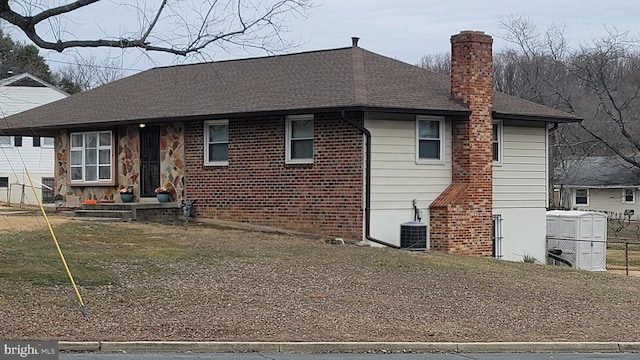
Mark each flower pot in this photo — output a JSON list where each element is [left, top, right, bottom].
[[156, 193, 171, 203], [120, 193, 133, 203]]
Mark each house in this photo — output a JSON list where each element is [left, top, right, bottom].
[[0, 73, 68, 206], [555, 156, 640, 217], [0, 31, 579, 261]]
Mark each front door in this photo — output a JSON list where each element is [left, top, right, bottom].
[[140, 126, 160, 197]]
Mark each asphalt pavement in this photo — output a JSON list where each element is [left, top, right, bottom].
[[55, 342, 640, 359], [61, 352, 640, 359]]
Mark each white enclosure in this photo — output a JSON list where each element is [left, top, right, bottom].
[[546, 210, 607, 271]]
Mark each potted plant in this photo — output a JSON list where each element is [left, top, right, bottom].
[[154, 186, 172, 203], [119, 185, 134, 203]]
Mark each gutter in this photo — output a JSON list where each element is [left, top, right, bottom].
[[341, 111, 400, 249]]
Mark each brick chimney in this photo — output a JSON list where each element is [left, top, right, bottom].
[[429, 31, 494, 256]]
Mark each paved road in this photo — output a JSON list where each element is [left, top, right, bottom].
[[61, 353, 640, 359]]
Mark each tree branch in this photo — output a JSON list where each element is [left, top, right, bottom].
[[0, 0, 311, 55]]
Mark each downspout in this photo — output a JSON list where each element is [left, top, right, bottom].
[[341, 111, 401, 249]]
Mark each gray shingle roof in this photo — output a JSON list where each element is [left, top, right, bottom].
[[0, 46, 579, 134], [556, 156, 640, 187]]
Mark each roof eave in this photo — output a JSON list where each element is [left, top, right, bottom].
[[0, 106, 474, 135], [494, 111, 582, 123], [554, 184, 639, 189], [8, 107, 582, 135]]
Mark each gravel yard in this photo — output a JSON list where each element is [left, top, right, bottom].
[[1, 214, 640, 342]]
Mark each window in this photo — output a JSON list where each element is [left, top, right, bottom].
[[623, 188, 635, 204], [204, 120, 229, 166], [41, 177, 54, 204], [70, 131, 112, 183], [32, 137, 52, 147], [492, 121, 503, 164], [575, 188, 589, 206], [13, 136, 22, 147], [286, 115, 314, 163], [416, 116, 444, 162], [0, 136, 10, 146], [0, 177, 7, 187], [492, 214, 503, 259]]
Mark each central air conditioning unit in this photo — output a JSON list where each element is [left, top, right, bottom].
[[400, 221, 428, 250]]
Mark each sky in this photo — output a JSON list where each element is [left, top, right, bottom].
[[5, 0, 640, 77]]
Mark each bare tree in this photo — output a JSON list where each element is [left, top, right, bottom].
[[417, 52, 450, 75], [493, 16, 640, 208], [0, 0, 311, 56], [497, 16, 640, 167], [55, 55, 125, 92]]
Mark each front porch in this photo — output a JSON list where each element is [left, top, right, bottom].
[[74, 201, 183, 222]]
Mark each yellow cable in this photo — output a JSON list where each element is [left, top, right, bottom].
[[25, 168, 86, 313]]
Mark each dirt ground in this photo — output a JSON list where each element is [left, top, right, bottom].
[[3, 212, 640, 342], [0, 208, 70, 231]]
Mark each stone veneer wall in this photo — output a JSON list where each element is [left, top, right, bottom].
[[54, 123, 185, 206], [117, 125, 141, 199], [159, 123, 185, 201]]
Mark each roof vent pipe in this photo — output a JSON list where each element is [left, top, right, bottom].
[[351, 37, 360, 47]]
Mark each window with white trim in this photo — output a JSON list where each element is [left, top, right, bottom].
[[492, 121, 503, 164], [575, 188, 589, 206], [33, 137, 53, 147], [70, 131, 112, 183], [286, 115, 314, 163], [42, 137, 54, 147], [0, 136, 11, 146], [623, 188, 635, 204], [204, 120, 229, 166], [416, 116, 444, 162]]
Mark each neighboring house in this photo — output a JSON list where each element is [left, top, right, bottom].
[[555, 156, 640, 216], [0, 73, 68, 206], [0, 31, 579, 261]]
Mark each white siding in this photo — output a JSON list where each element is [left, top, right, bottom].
[[570, 187, 640, 215], [366, 114, 550, 261], [497, 208, 548, 262], [366, 112, 451, 244], [0, 84, 67, 205], [493, 124, 548, 262], [493, 125, 547, 208], [0, 87, 66, 116]]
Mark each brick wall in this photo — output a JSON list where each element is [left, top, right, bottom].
[[429, 31, 494, 256], [184, 112, 364, 240]]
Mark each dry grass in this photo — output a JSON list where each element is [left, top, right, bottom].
[[1, 216, 640, 342]]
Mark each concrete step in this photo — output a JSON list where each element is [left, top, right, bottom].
[[82, 202, 179, 210], [74, 209, 135, 219]]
